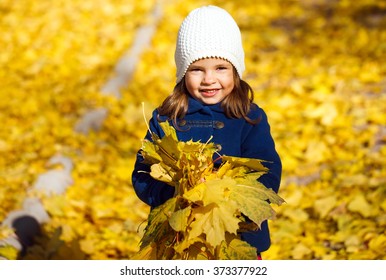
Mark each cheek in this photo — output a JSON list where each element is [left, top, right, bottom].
[[221, 71, 235, 87], [223, 77, 235, 92], [185, 76, 198, 92]]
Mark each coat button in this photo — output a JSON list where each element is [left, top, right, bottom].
[[214, 121, 224, 129], [178, 120, 186, 126]]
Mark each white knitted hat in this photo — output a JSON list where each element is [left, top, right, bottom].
[[174, 5, 245, 83]]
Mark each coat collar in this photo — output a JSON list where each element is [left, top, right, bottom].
[[186, 96, 224, 115]]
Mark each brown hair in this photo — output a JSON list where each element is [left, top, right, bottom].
[[157, 68, 259, 125]]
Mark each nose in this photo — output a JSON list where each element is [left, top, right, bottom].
[[202, 70, 215, 84]]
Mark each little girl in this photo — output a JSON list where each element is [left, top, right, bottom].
[[132, 5, 282, 258]]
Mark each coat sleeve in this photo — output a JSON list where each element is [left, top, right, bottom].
[[242, 107, 282, 193], [131, 112, 175, 208]]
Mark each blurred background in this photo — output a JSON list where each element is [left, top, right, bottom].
[[0, 0, 385, 259]]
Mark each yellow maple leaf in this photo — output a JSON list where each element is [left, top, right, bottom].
[[141, 139, 162, 164], [314, 196, 337, 218], [218, 238, 257, 260], [189, 203, 239, 248], [221, 155, 269, 173], [183, 178, 232, 206], [169, 206, 191, 232], [183, 183, 206, 202], [292, 243, 312, 259], [140, 197, 177, 248], [229, 174, 285, 227], [173, 236, 206, 256], [347, 194, 373, 218], [185, 241, 211, 260], [130, 242, 157, 260], [149, 163, 173, 183]]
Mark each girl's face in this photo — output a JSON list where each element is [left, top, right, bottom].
[[185, 58, 235, 105]]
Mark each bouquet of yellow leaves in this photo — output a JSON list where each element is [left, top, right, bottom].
[[132, 122, 284, 260]]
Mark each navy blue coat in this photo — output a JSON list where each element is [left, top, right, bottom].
[[132, 96, 282, 253]]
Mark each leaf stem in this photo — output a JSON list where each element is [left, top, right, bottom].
[[142, 102, 152, 135]]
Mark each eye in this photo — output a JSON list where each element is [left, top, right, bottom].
[[188, 67, 201, 72], [217, 65, 230, 71]]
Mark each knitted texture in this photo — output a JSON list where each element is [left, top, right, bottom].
[[174, 5, 245, 83]]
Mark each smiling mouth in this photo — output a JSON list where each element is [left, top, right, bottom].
[[200, 89, 219, 97]]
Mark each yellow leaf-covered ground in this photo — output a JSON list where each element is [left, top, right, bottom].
[[0, 0, 385, 260]]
